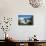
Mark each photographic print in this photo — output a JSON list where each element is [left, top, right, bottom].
[[18, 15, 33, 25]]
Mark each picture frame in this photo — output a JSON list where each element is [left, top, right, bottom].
[[18, 15, 33, 25]]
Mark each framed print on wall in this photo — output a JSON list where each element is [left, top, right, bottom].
[[18, 15, 33, 25]]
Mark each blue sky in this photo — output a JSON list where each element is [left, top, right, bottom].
[[18, 15, 33, 19]]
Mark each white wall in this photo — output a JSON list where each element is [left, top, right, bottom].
[[10, 13, 45, 40], [0, 0, 46, 40], [44, 16, 46, 40]]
